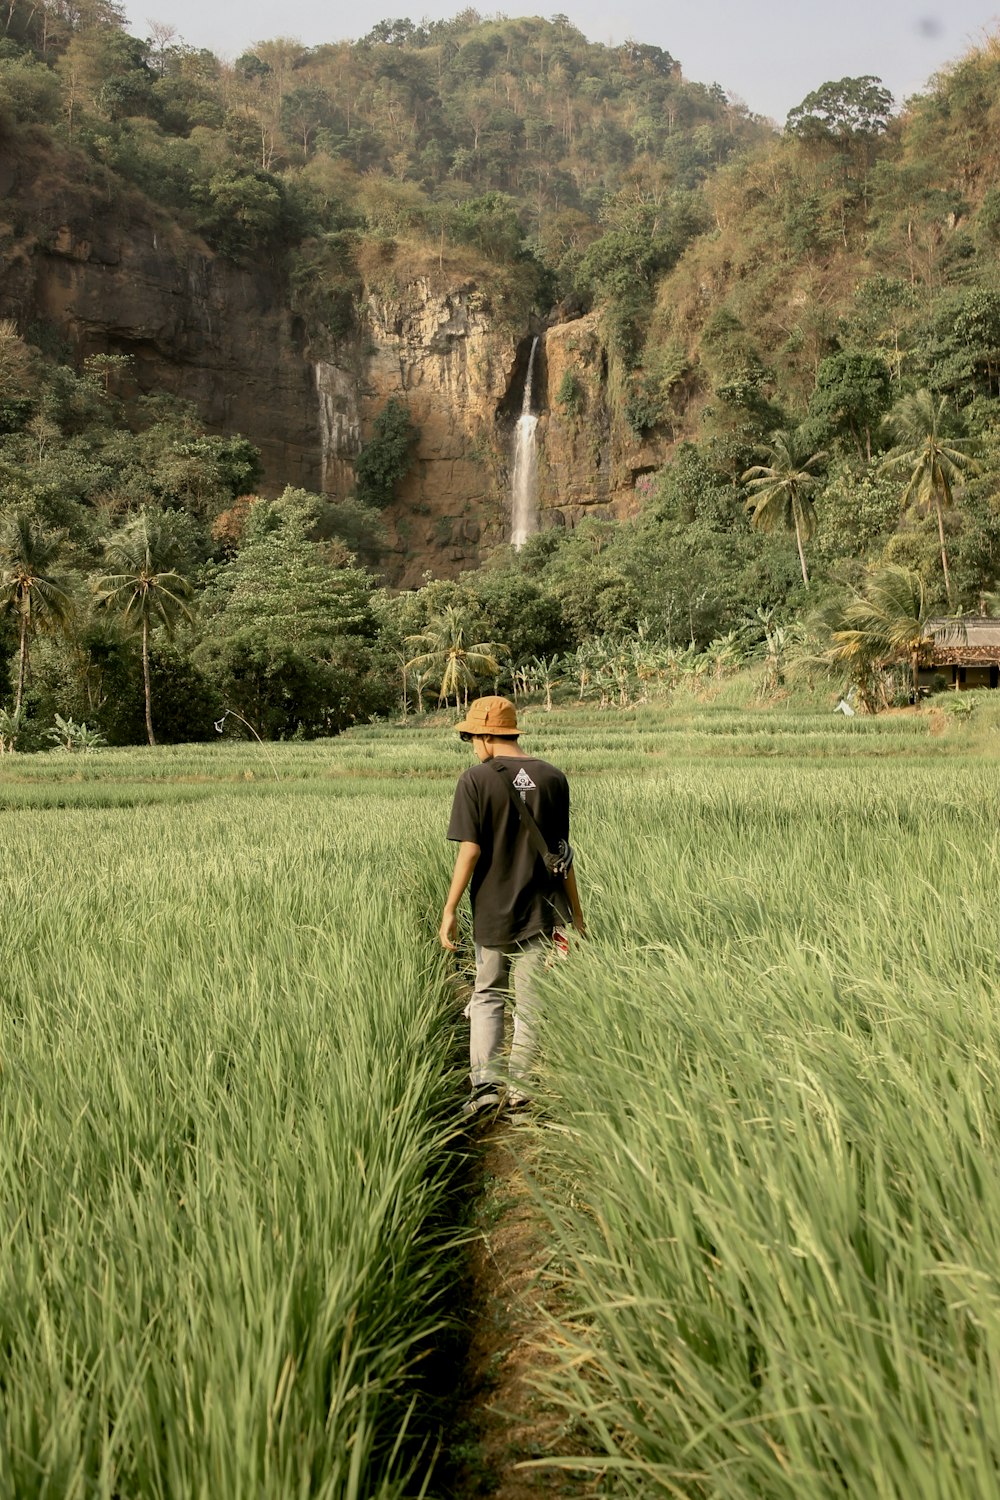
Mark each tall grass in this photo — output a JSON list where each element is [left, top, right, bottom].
[[3, 698, 998, 1497], [0, 791, 456, 1498], [531, 761, 1000, 1497]]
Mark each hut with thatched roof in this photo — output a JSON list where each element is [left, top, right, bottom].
[[920, 618, 1000, 690]]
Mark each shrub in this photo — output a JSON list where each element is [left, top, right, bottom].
[[353, 398, 419, 507]]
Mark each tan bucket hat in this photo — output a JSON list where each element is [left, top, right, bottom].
[[454, 695, 519, 737]]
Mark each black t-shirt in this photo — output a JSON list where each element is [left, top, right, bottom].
[[447, 754, 572, 949]]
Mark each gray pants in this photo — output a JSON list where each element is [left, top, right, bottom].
[[469, 934, 549, 1097]]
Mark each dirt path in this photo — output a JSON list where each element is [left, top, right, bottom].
[[443, 1118, 602, 1500]]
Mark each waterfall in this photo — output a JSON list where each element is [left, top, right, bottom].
[[315, 362, 336, 494], [314, 361, 360, 495], [511, 336, 540, 549]]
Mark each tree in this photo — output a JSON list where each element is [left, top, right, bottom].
[[830, 564, 934, 707], [0, 512, 73, 713], [786, 76, 893, 198], [807, 351, 892, 461], [526, 653, 562, 710], [197, 489, 388, 738], [786, 76, 893, 144], [742, 428, 827, 587], [404, 605, 507, 707], [95, 515, 194, 746], [0, 318, 39, 431], [879, 389, 979, 607], [353, 399, 419, 508]]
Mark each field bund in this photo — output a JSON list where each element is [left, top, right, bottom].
[[1, 695, 998, 1498]]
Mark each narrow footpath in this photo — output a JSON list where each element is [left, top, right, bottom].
[[442, 1119, 603, 1500]]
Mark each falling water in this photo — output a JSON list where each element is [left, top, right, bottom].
[[314, 360, 361, 495], [511, 336, 540, 549]]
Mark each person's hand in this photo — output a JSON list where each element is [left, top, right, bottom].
[[573, 919, 588, 939], [439, 909, 459, 951]]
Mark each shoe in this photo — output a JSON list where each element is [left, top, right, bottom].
[[461, 1085, 502, 1120], [505, 1094, 533, 1125]]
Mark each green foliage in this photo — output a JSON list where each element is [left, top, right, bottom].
[[95, 512, 195, 744], [289, 233, 362, 338], [0, 762, 462, 1495], [449, 192, 527, 263], [880, 388, 980, 604], [404, 603, 507, 707], [534, 728, 1000, 1493], [6, 14, 1000, 733], [813, 462, 900, 562], [192, 170, 289, 259], [555, 370, 583, 419], [579, 190, 708, 364], [0, 53, 61, 125], [46, 711, 106, 750], [742, 428, 828, 587], [786, 75, 894, 143], [623, 344, 688, 436], [0, 510, 74, 712], [353, 399, 419, 508], [829, 563, 933, 708], [806, 351, 893, 459], [0, 5, 765, 292], [197, 488, 390, 737]]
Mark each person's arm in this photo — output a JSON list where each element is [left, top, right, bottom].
[[440, 841, 480, 950], [564, 864, 586, 938]]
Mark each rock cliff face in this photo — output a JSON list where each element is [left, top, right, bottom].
[[321, 299, 669, 584], [536, 314, 663, 528], [0, 149, 670, 584], [350, 279, 519, 589], [0, 151, 320, 492]]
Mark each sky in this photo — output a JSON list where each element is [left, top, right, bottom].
[[122, 0, 1000, 123]]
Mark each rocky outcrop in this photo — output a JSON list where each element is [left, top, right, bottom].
[[0, 149, 320, 492], [536, 314, 667, 528], [316, 279, 521, 588], [0, 144, 671, 585], [320, 297, 671, 583]]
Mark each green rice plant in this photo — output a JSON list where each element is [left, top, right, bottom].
[[524, 762, 1000, 1498], [2, 691, 999, 1497], [0, 788, 458, 1498]]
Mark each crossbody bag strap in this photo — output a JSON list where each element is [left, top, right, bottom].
[[492, 760, 554, 863]]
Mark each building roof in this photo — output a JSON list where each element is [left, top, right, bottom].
[[929, 646, 1000, 666], [924, 617, 1000, 664], [926, 617, 1000, 646]]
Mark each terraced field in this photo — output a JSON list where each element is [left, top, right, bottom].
[[1, 691, 998, 1497]]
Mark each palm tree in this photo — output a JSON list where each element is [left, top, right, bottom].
[[830, 564, 935, 709], [742, 427, 827, 588], [880, 389, 979, 608], [404, 605, 507, 708], [95, 515, 193, 746], [0, 512, 73, 713]]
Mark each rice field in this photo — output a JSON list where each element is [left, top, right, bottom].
[[1, 688, 998, 1496]]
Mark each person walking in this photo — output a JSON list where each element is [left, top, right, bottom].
[[439, 695, 585, 1119]]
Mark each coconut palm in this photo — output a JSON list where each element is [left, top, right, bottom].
[[880, 389, 979, 608], [742, 427, 827, 588], [404, 605, 508, 709], [830, 564, 936, 709], [95, 515, 194, 746], [0, 511, 73, 712]]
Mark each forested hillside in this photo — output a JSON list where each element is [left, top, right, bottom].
[[2, 4, 1000, 740], [0, 1, 765, 317]]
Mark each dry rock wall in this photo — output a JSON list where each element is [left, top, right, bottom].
[[0, 148, 671, 583], [0, 151, 319, 492], [357, 280, 518, 588], [537, 313, 668, 529]]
